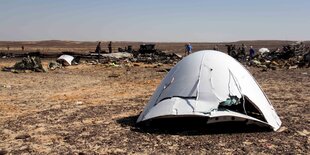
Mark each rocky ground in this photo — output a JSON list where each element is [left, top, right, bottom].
[[0, 58, 309, 154]]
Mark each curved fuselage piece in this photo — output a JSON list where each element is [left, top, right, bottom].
[[137, 50, 282, 131]]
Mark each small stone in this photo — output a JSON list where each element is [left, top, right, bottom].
[[19, 145, 29, 151], [258, 139, 268, 143], [15, 133, 31, 139], [297, 129, 310, 136], [2, 85, 11, 88], [288, 65, 298, 69], [108, 74, 120, 78], [243, 141, 253, 145], [76, 101, 83, 105], [277, 126, 287, 132]]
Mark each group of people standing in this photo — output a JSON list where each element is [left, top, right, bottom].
[[184, 43, 256, 61], [226, 44, 256, 61], [95, 41, 113, 61], [95, 41, 113, 54]]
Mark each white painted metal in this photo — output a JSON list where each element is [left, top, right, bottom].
[[258, 48, 270, 54], [57, 55, 74, 65], [137, 50, 282, 131]]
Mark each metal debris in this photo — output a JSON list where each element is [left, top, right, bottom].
[[48, 61, 62, 70], [2, 56, 46, 73], [228, 42, 310, 70]]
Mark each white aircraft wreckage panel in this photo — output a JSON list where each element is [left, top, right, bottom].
[[57, 54, 74, 66], [137, 50, 282, 131], [258, 48, 270, 54]]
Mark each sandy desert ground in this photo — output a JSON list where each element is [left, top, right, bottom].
[[0, 41, 309, 154]]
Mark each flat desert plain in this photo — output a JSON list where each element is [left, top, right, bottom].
[[0, 41, 309, 154]]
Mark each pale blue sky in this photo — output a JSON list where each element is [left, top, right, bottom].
[[0, 0, 309, 42]]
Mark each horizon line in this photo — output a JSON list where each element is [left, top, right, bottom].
[[0, 39, 308, 43]]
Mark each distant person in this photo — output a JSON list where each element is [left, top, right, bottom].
[[300, 42, 305, 51], [108, 41, 112, 53], [213, 45, 219, 51], [231, 44, 236, 57], [7, 45, 10, 51], [185, 43, 192, 56], [249, 46, 255, 61], [240, 44, 247, 62], [227, 44, 237, 58], [95, 42, 101, 61], [226, 44, 232, 56], [21, 46, 25, 51], [241, 44, 246, 54]]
